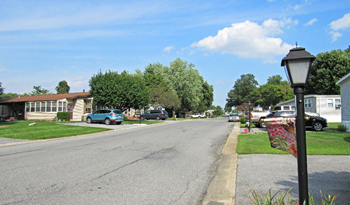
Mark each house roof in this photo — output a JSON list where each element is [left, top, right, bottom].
[[0, 92, 92, 103], [336, 72, 350, 85]]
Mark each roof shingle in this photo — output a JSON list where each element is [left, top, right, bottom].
[[0, 92, 92, 103]]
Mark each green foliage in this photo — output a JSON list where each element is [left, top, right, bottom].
[[249, 188, 294, 205], [31, 86, 51, 95], [0, 82, 3, 99], [337, 124, 348, 132], [253, 76, 294, 110], [150, 86, 181, 109], [226, 74, 259, 107], [57, 112, 70, 121], [249, 189, 338, 205], [240, 117, 246, 124], [89, 70, 150, 112], [55, 80, 70, 94], [143, 59, 213, 112], [305, 48, 350, 95], [213, 105, 224, 116]]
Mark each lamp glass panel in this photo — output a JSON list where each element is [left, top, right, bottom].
[[287, 59, 310, 85]]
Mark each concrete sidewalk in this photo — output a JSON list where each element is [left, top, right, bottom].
[[203, 123, 350, 205]]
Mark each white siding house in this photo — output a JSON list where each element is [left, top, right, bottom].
[[276, 95, 341, 122], [336, 73, 350, 131], [0, 92, 93, 121]]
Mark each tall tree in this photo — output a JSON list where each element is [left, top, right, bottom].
[[89, 70, 149, 112], [226, 74, 259, 107], [56, 80, 70, 94], [31, 86, 50, 95], [197, 81, 214, 113], [0, 82, 3, 99], [305, 48, 350, 95]]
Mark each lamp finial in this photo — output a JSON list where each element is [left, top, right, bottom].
[[296, 42, 298, 48]]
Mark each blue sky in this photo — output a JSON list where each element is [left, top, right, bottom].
[[1, 0, 350, 108]]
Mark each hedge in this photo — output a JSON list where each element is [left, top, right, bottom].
[[57, 112, 71, 121]]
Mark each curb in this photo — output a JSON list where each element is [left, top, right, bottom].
[[202, 123, 240, 205]]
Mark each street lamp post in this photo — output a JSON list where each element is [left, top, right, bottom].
[[281, 47, 315, 205], [248, 101, 251, 132]]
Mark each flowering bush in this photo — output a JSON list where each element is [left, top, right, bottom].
[[265, 118, 297, 157]]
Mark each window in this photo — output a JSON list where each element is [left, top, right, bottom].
[[52, 101, 57, 112], [283, 106, 290, 110], [335, 99, 341, 109], [26, 102, 30, 112], [41, 101, 46, 112], [58, 101, 63, 112], [46, 101, 51, 112], [327, 99, 334, 107], [63, 102, 67, 112], [304, 99, 311, 108], [30, 102, 35, 112]]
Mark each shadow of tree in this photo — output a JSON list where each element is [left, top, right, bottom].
[[344, 137, 350, 143], [275, 171, 350, 204]]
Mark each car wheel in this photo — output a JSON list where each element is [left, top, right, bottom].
[[156, 116, 160, 121], [87, 117, 92, 124], [259, 120, 266, 128], [313, 122, 323, 131], [105, 118, 111, 125], [140, 116, 145, 121]]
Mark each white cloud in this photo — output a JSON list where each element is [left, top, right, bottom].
[[330, 13, 350, 30], [329, 13, 350, 41], [330, 31, 342, 42], [163, 46, 174, 53], [0, 68, 5, 73], [305, 18, 317, 26], [191, 19, 294, 61]]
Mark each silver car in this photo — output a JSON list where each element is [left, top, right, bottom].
[[228, 113, 240, 122]]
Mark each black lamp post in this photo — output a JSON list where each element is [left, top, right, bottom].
[[281, 47, 315, 205], [248, 101, 251, 132]]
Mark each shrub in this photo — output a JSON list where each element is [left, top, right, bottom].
[[240, 117, 246, 124], [337, 124, 348, 132], [57, 112, 70, 121]]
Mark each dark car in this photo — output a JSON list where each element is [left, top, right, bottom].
[[266, 110, 328, 131], [86, 109, 124, 125], [140, 110, 169, 120], [304, 113, 328, 131]]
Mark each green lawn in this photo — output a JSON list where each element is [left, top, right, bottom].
[[237, 132, 350, 155], [0, 120, 111, 140], [325, 122, 342, 131]]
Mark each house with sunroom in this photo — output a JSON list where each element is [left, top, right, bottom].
[[0, 92, 93, 121], [276, 94, 341, 122]]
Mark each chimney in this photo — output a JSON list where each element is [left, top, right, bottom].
[[83, 89, 85, 92]]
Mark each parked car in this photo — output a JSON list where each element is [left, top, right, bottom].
[[304, 113, 328, 131], [86, 109, 124, 125], [251, 111, 270, 128], [265, 110, 328, 131], [190, 113, 205, 118], [140, 110, 169, 120], [228, 113, 240, 122], [265, 110, 296, 119]]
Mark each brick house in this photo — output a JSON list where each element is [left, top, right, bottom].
[[337, 73, 350, 131]]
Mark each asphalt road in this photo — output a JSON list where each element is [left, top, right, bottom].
[[0, 118, 235, 204]]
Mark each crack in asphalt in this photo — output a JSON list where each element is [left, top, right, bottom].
[[91, 146, 175, 181]]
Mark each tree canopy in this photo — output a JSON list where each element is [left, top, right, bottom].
[[305, 47, 350, 95], [56, 80, 70, 94], [89, 70, 149, 112], [226, 74, 258, 107], [30, 86, 50, 95], [141, 58, 213, 112], [0, 82, 3, 99]]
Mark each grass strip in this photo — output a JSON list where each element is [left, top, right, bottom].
[[0, 121, 111, 140], [237, 132, 350, 155]]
